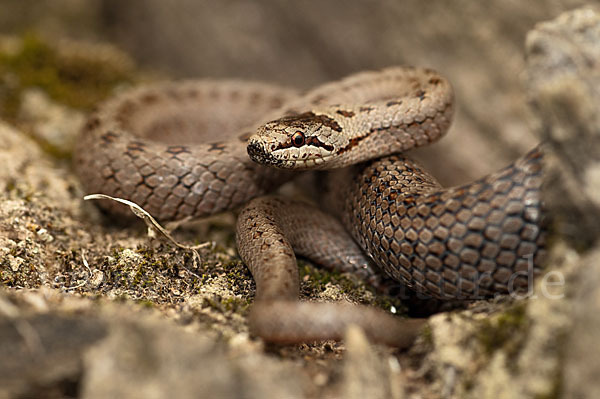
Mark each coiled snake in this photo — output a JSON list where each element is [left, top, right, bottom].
[[75, 67, 545, 346]]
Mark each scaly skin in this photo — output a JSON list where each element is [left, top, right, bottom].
[[77, 67, 545, 347], [248, 67, 453, 169], [74, 80, 297, 220]]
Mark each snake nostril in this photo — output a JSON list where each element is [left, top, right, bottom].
[[247, 141, 266, 162]]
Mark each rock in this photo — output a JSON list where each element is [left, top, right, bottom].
[[526, 5, 600, 247], [0, 290, 306, 399], [562, 247, 600, 398], [0, 121, 75, 207], [19, 88, 85, 155], [81, 311, 304, 399], [524, 9, 600, 398], [0, 312, 107, 398], [341, 325, 405, 399]]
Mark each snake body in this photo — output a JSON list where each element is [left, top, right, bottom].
[[75, 80, 297, 220], [76, 67, 546, 346]]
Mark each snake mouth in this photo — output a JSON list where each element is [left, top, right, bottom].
[[247, 140, 284, 168], [248, 139, 336, 170]]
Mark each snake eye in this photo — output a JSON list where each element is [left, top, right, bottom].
[[292, 131, 305, 147]]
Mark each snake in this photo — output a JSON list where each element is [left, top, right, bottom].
[[75, 67, 546, 347]]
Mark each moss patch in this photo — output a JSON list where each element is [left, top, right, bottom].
[[476, 301, 529, 360], [0, 33, 136, 121], [298, 260, 407, 315]]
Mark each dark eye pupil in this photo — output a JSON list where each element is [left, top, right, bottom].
[[293, 133, 304, 147]]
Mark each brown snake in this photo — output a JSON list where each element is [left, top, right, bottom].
[[75, 67, 546, 346]]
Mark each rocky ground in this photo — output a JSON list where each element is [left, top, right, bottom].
[[1, 3, 599, 399]]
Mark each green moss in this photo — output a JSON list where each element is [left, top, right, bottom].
[[222, 296, 251, 312], [420, 323, 434, 347], [202, 295, 250, 313], [298, 261, 339, 289], [370, 294, 407, 315], [0, 33, 135, 122], [535, 319, 570, 399], [297, 260, 407, 314], [476, 302, 529, 359], [214, 259, 253, 294], [0, 254, 43, 288], [137, 299, 155, 308]]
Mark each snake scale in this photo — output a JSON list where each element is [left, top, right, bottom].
[[75, 67, 546, 346]]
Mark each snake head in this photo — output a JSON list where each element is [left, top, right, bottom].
[[247, 111, 345, 169]]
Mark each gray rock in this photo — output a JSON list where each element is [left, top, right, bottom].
[[526, 5, 600, 247]]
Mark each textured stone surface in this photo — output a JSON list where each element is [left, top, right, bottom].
[[0, 290, 305, 399], [562, 247, 600, 398], [527, 5, 600, 247], [525, 6, 600, 399]]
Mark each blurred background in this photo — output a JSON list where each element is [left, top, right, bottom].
[[0, 0, 594, 184]]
